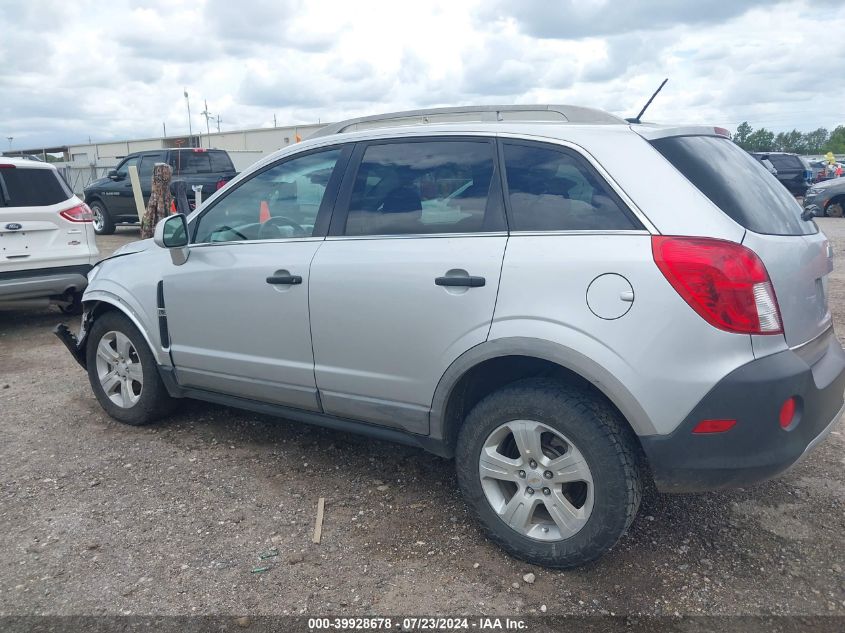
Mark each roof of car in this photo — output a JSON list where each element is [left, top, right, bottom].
[[311, 105, 626, 137], [0, 156, 58, 170]]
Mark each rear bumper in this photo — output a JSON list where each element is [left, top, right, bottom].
[[0, 264, 91, 302], [641, 331, 845, 492]]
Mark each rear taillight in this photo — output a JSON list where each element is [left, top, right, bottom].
[[216, 179, 227, 190], [60, 203, 94, 223], [0, 164, 16, 169], [652, 236, 783, 335]]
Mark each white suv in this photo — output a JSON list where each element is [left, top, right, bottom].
[[56, 106, 845, 568], [0, 158, 98, 313]]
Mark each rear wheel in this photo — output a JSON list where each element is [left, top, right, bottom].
[[89, 200, 115, 235], [826, 199, 845, 218], [455, 378, 642, 568], [86, 311, 176, 425]]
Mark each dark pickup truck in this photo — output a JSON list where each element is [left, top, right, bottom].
[[84, 148, 237, 235]]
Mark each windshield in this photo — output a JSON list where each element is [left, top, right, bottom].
[[650, 135, 816, 236]]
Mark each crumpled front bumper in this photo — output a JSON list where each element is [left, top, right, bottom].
[[54, 311, 93, 369]]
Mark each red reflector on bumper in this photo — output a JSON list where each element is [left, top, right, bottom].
[[693, 419, 737, 434], [779, 397, 797, 429]]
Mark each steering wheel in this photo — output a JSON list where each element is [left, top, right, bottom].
[[258, 215, 307, 239]]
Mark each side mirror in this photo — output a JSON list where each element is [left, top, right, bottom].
[[154, 214, 190, 265], [107, 169, 121, 180]]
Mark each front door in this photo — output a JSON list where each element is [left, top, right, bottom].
[[309, 137, 508, 433], [164, 145, 349, 410]]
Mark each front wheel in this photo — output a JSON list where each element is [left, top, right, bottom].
[[455, 378, 642, 568], [89, 200, 115, 235], [826, 200, 844, 218], [86, 311, 176, 425]]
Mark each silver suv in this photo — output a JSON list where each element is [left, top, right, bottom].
[[56, 106, 845, 568]]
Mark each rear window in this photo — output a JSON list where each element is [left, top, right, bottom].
[[169, 150, 234, 175], [0, 167, 71, 207], [651, 136, 815, 236]]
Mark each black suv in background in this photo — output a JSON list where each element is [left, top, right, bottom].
[[750, 151, 812, 196], [84, 148, 237, 234]]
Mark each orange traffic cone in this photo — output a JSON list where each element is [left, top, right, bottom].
[[259, 200, 271, 223]]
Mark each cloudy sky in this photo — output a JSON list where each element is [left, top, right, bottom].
[[2, 0, 844, 150]]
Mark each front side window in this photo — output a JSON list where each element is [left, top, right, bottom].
[[343, 140, 501, 236], [502, 142, 638, 231], [114, 156, 138, 178], [193, 148, 342, 243]]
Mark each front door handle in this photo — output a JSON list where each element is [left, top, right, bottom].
[[266, 274, 302, 285], [435, 275, 486, 288]]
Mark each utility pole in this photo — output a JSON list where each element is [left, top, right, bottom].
[[163, 122, 167, 138], [184, 88, 193, 147], [273, 114, 277, 128], [6, 137, 12, 153], [201, 99, 212, 148]]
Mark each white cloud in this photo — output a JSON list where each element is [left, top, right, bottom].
[[0, 0, 843, 150]]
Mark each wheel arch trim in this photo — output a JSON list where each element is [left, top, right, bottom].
[[428, 336, 656, 442], [83, 291, 168, 366]]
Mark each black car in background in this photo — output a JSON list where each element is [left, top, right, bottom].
[[83, 148, 237, 235], [750, 151, 812, 196]]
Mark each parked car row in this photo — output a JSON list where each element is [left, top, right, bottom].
[[83, 148, 237, 235], [750, 152, 813, 196]]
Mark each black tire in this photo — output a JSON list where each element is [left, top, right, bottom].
[[89, 200, 115, 235], [85, 311, 176, 425], [826, 199, 845, 218], [455, 378, 642, 568]]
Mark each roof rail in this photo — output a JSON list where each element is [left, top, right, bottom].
[[311, 105, 623, 137]]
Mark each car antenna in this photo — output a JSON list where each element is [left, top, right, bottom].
[[626, 78, 669, 124]]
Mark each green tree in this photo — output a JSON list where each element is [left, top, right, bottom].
[[824, 126, 845, 154], [747, 127, 775, 152], [803, 128, 829, 154], [776, 130, 806, 153], [734, 121, 753, 149]]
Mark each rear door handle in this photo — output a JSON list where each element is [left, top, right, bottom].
[[435, 276, 486, 288], [266, 274, 302, 285]]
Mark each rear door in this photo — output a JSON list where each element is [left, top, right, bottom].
[[650, 135, 831, 347], [308, 137, 507, 434], [0, 163, 90, 271]]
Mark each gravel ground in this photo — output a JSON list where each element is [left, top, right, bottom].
[[0, 223, 843, 617]]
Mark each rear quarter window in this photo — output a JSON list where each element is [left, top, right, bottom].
[[170, 151, 235, 175], [651, 136, 815, 236], [0, 167, 71, 207]]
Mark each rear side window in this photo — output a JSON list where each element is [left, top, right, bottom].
[[343, 140, 503, 236], [652, 136, 815, 236], [502, 142, 639, 231], [170, 150, 234, 175], [0, 167, 71, 207]]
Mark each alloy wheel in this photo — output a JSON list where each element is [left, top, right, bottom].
[[478, 420, 594, 541], [95, 330, 143, 408]]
